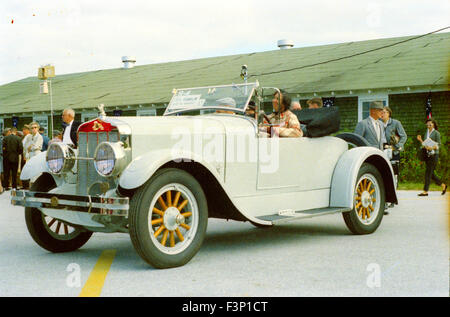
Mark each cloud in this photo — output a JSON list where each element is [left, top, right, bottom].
[[0, 0, 449, 85]]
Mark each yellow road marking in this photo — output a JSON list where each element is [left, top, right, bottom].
[[79, 249, 116, 297]]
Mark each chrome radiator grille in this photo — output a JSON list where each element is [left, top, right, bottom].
[[77, 131, 119, 195]]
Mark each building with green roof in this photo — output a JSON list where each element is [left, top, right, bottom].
[[0, 32, 449, 137]]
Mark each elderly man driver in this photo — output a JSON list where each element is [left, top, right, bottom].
[[62, 108, 81, 148]]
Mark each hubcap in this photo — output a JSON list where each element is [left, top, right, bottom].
[[163, 207, 185, 231]]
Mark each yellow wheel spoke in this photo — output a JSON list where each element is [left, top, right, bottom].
[[372, 197, 376, 203], [355, 196, 361, 201], [181, 212, 192, 218], [358, 207, 363, 217], [175, 228, 184, 242], [151, 218, 164, 226], [173, 191, 181, 208], [366, 208, 371, 218], [161, 229, 169, 246], [154, 225, 166, 238], [178, 199, 188, 211], [169, 231, 175, 247], [362, 208, 366, 219], [153, 207, 164, 217], [362, 179, 367, 191], [367, 181, 372, 191], [355, 202, 362, 209], [368, 204, 374, 211], [180, 223, 190, 230], [166, 191, 172, 207], [369, 189, 375, 195], [158, 196, 168, 211]]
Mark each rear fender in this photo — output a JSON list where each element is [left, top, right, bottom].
[[330, 147, 397, 208]]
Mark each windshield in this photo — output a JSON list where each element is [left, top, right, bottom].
[[164, 82, 258, 116]]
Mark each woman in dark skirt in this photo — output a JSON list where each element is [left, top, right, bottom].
[[417, 119, 447, 196]]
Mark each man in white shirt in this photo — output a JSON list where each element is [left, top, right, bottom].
[[61, 108, 81, 147], [354, 101, 386, 150]]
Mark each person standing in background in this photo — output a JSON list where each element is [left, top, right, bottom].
[[62, 108, 81, 148], [26, 122, 43, 160], [380, 106, 407, 185], [0, 129, 6, 194], [417, 119, 447, 196], [354, 101, 386, 150], [39, 127, 50, 151], [2, 127, 23, 190], [21, 124, 31, 190]]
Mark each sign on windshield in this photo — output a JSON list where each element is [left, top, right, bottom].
[[164, 83, 257, 115]]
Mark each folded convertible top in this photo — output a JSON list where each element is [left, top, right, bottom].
[[292, 106, 340, 138]]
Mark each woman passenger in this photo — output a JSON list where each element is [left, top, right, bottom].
[[264, 90, 303, 137]]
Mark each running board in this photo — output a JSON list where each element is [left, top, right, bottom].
[[255, 207, 352, 224]]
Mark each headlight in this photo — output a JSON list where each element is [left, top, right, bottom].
[[46, 143, 75, 174], [94, 142, 127, 177]]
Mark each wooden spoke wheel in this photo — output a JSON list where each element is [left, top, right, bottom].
[[42, 215, 78, 240], [354, 174, 380, 225], [129, 168, 208, 269], [25, 173, 93, 253], [343, 163, 385, 235], [149, 184, 199, 254]]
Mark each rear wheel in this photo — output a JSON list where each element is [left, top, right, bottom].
[[25, 173, 93, 252], [343, 163, 385, 235], [129, 168, 208, 269]]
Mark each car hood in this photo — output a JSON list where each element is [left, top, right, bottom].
[[104, 115, 257, 158]]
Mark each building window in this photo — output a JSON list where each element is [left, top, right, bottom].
[[137, 109, 156, 116], [81, 112, 98, 122], [358, 96, 388, 121]]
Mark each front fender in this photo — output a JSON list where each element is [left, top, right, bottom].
[[20, 151, 48, 180], [119, 149, 223, 190], [20, 151, 64, 186], [330, 146, 397, 208]]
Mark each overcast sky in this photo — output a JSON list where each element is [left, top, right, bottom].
[[1, 0, 449, 85]]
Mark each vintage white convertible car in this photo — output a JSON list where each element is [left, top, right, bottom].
[[11, 82, 397, 269]]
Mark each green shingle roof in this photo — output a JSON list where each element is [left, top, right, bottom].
[[1, 32, 449, 115]]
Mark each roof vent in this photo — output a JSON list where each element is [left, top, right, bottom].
[[277, 39, 294, 50], [122, 56, 136, 69]]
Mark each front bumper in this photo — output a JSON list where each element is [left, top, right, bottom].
[[11, 190, 129, 217]]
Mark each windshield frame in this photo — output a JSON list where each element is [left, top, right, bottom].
[[163, 82, 258, 116]]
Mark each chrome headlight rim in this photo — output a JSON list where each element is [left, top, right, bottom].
[[93, 141, 127, 177], [46, 143, 76, 175]]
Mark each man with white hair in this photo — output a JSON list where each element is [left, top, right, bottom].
[[62, 108, 81, 147]]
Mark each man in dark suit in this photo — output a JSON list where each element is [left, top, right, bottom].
[[62, 108, 81, 148], [2, 127, 23, 190], [354, 101, 386, 150]]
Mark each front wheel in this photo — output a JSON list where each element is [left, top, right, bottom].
[[129, 168, 208, 269], [25, 173, 93, 253], [343, 163, 385, 235]]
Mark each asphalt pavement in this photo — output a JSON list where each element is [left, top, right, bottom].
[[0, 189, 448, 297]]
